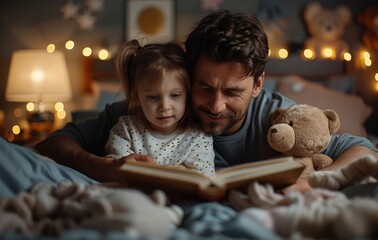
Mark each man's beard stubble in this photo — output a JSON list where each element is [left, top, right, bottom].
[[196, 107, 236, 136]]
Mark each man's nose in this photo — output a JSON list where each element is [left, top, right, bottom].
[[208, 92, 226, 114]]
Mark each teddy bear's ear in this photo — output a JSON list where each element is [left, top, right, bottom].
[[324, 109, 341, 134], [304, 2, 322, 23], [336, 5, 351, 25], [270, 108, 284, 124]]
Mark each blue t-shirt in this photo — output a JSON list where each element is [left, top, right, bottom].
[[46, 90, 377, 168]]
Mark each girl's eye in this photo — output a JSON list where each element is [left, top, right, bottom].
[[171, 93, 181, 98], [147, 96, 158, 101]]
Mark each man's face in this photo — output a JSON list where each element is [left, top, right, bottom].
[[191, 55, 263, 136]]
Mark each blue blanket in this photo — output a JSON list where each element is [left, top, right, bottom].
[[0, 138, 279, 239]]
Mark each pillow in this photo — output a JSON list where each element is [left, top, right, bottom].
[[277, 75, 372, 137], [323, 75, 356, 94], [91, 79, 124, 110], [96, 90, 124, 111], [0, 138, 97, 198], [263, 76, 278, 92]]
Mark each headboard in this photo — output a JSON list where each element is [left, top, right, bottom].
[[265, 57, 346, 78], [264, 57, 372, 137], [82, 57, 118, 94], [82, 56, 372, 137]]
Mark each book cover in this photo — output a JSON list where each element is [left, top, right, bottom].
[[118, 156, 305, 200]]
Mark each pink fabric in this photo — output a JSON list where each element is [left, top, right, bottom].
[[277, 75, 372, 137]]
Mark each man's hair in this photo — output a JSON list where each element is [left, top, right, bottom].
[[185, 10, 269, 81]]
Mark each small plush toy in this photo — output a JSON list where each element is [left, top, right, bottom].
[[0, 181, 183, 238], [358, 5, 378, 49], [267, 104, 340, 177], [303, 2, 351, 59], [309, 153, 378, 190], [229, 182, 378, 239]]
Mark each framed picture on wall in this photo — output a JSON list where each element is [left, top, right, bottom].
[[126, 0, 175, 42]]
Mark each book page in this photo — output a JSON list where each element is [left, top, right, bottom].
[[119, 161, 212, 188], [211, 156, 304, 186]]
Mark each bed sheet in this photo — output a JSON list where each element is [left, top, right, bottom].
[[0, 138, 279, 239]]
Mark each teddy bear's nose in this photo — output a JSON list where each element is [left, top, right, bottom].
[[271, 128, 278, 133]]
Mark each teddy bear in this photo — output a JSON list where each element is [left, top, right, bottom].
[[358, 5, 378, 49], [267, 104, 340, 178], [303, 2, 351, 59]]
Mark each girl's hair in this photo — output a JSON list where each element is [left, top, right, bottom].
[[115, 40, 192, 131]]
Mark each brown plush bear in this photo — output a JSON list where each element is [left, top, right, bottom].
[[267, 104, 340, 177], [303, 2, 351, 59], [358, 5, 378, 49]]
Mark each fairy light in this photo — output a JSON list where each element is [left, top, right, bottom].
[[98, 49, 109, 60], [26, 102, 34, 112], [82, 47, 92, 57], [13, 108, 22, 117], [303, 49, 314, 59], [55, 102, 64, 112], [12, 125, 21, 135], [343, 52, 352, 61], [321, 48, 334, 59], [65, 40, 75, 50], [56, 110, 67, 120], [47, 44, 55, 53], [278, 48, 288, 59]]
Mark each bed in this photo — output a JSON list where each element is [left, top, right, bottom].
[[1, 56, 377, 239]]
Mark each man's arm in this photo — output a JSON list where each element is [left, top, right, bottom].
[[35, 135, 155, 183], [35, 135, 122, 182], [282, 146, 378, 194], [323, 145, 378, 170]]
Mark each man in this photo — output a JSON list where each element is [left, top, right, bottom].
[[35, 10, 377, 193]]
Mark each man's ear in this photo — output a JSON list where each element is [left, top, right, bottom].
[[251, 72, 265, 97]]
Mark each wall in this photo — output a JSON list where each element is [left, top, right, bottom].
[[0, 0, 377, 135]]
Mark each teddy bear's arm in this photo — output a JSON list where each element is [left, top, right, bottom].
[[311, 154, 333, 170]]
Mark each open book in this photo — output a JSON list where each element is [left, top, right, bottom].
[[118, 156, 305, 200]]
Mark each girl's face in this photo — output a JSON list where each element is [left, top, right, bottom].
[[137, 72, 187, 135]]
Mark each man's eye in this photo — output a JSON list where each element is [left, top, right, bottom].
[[224, 90, 241, 97], [199, 85, 212, 93]]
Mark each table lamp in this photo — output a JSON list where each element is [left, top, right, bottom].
[[5, 49, 72, 139]]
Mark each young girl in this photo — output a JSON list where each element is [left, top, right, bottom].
[[105, 40, 215, 176]]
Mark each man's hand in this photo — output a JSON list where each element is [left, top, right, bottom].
[[281, 178, 313, 195], [116, 153, 155, 166]]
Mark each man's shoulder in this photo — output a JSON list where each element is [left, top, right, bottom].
[[255, 89, 296, 109]]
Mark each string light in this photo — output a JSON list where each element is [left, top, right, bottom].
[[278, 48, 288, 59], [65, 40, 75, 50], [98, 49, 109, 60], [303, 49, 314, 59], [343, 52, 352, 61], [82, 47, 92, 57], [47, 44, 55, 53], [13, 108, 22, 117], [26, 102, 34, 112], [55, 102, 64, 112], [12, 125, 21, 135]]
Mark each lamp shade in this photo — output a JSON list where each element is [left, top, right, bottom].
[[5, 50, 72, 102]]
